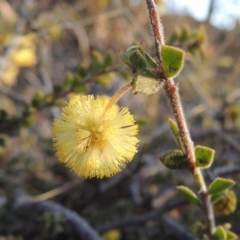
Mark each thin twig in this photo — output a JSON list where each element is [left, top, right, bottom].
[[145, 0, 216, 237], [97, 198, 187, 233], [26, 179, 83, 202], [159, 215, 199, 240], [14, 199, 102, 240]]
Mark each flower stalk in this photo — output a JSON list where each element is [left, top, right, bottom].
[[103, 82, 132, 115], [145, 0, 216, 237]]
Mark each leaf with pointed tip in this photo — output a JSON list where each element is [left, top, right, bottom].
[[161, 45, 185, 78], [168, 118, 185, 152], [159, 149, 187, 170], [177, 186, 201, 207], [195, 145, 215, 169], [208, 177, 235, 195]]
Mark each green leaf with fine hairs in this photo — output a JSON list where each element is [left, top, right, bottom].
[[195, 145, 215, 169], [132, 68, 163, 95], [137, 47, 158, 69], [212, 226, 227, 240], [168, 118, 185, 152], [208, 177, 236, 195], [159, 149, 187, 170], [127, 45, 139, 54], [119, 51, 131, 66], [177, 186, 201, 207], [161, 45, 185, 78], [128, 47, 148, 69]]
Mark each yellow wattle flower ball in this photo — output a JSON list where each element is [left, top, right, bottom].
[[11, 47, 37, 67], [52, 95, 139, 178]]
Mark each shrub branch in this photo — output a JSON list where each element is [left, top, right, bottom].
[[145, 0, 216, 237]]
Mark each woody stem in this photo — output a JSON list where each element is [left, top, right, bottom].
[[145, 0, 216, 237]]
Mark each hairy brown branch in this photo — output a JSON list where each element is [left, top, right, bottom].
[[145, 0, 216, 237]]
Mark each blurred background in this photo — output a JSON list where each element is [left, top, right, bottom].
[[0, 0, 240, 239]]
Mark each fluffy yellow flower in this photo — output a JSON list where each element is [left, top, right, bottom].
[[53, 95, 139, 178]]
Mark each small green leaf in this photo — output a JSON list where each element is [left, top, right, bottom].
[[32, 91, 44, 108], [226, 230, 238, 240], [168, 118, 185, 152], [119, 70, 131, 81], [195, 145, 215, 169], [211, 192, 225, 203], [213, 226, 227, 240], [161, 45, 185, 78], [128, 47, 148, 69], [177, 186, 201, 207], [53, 84, 64, 95], [136, 118, 148, 126], [119, 51, 131, 66], [73, 84, 88, 93], [144, 52, 158, 69], [132, 68, 163, 95], [103, 51, 114, 69], [208, 177, 236, 195], [127, 45, 139, 54], [96, 73, 114, 87], [159, 149, 187, 170], [63, 72, 74, 89], [77, 66, 88, 78]]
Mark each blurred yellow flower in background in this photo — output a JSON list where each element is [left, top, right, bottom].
[[53, 95, 139, 178]]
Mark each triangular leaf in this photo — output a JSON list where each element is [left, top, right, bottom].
[[195, 145, 215, 169], [208, 177, 235, 195], [177, 186, 201, 207], [161, 45, 185, 78], [159, 149, 187, 170]]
